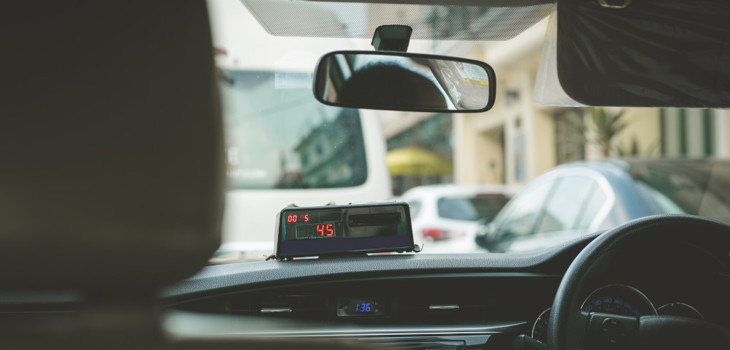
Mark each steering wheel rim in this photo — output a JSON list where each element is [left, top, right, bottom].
[[547, 214, 730, 350]]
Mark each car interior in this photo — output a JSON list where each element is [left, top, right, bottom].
[[2, 1, 730, 350]]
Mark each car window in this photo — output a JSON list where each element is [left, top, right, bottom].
[[437, 197, 479, 221], [575, 185, 609, 230], [633, 180, 685, 215], [470, 195, 510, 222], [536, 176, 596, 233], [222, 70, 367, 189], [495, 180, 554, 237], [437, 195, 508, 222], [628, 161, 730, 222]]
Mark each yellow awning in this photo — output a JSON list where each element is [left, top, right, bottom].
[[386, 146, 453, 176]]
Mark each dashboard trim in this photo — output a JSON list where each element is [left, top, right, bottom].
[[230, 323, 528, 337], [164, 312, 528, 339]]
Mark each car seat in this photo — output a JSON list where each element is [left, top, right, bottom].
[[0, 2, 376, 350]]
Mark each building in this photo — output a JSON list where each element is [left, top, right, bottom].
[[294, 109, 367, 188], [377, 11, 730, 191]]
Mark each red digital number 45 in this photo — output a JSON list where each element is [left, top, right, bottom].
[[317, 224, 335, 237]]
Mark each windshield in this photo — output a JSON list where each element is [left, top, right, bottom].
[[222, 70, 367, 189], [209, 0, 730, 259], [629, 160, 730, 222], [438, 196, 509, 222]]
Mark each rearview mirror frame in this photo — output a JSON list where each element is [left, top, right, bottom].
[[313, 50, 496, 113]]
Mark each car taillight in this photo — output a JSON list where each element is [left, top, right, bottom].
[[422, 228, 464, 241]]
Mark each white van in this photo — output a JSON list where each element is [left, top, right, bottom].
[[217, 69, 391, 257], [209, 3, 391, 258]]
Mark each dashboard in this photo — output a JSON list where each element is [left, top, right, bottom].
[[1, 219, 728, 350], [160, 229, 730, 349]]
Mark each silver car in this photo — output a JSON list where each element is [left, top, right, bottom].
[[476, 159, 730, 253]]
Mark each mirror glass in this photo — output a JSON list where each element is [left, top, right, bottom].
[[314, 51, 495, 113]]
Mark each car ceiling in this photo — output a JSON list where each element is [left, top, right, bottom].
[[240, 0, 553, 40]]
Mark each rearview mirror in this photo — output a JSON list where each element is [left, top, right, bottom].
[[313, 51, 496, 113]]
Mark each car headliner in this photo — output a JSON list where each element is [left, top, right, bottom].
[[241, 0, 553, 40]]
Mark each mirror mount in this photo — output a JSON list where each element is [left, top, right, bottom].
[[371, 25, 412, 52]]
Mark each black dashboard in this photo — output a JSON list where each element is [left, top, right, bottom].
[[2, 219, 729, 350], [165, 273, 559, 349], [159, 236, 589, 349], [160, 223, 730, 349]]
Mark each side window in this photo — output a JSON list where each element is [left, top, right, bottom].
[[407, 200, 422, 219], [496, 180, 554, 237], [437, 197, 479, 221], [575, 185, 609, 230], [536, 176, 601, 233]]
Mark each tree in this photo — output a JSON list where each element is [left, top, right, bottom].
[[562, 107, 629, 159], [588, 107, 628, 158]]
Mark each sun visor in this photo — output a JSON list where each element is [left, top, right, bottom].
[[555, 0, 730, 108]]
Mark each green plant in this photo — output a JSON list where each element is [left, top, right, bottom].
[[588, 107, 628, 157]]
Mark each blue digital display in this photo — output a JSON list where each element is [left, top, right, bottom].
[[354, 302, 372, 313], [336, 298, 385, 317]]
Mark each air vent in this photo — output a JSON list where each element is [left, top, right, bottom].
[[397, 295, 491, 324], [233, 294, 326, 321]]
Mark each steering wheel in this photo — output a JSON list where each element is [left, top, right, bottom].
[[548, 215, 730, 350]]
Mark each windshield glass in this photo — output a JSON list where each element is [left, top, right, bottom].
[[437, 196, 508, 222], [222, 70, 367, 189], [629, 160, 730, 222], [209, 0, 730, 259]]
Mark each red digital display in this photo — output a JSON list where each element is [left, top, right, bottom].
[[286, 214, 309, 223], [294, 223, 336, 239], [316, 223, 335, 237], [284, 212, 339, 239], [277, 203, 415, 259]]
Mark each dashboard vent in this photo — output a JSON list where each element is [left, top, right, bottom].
[[232, 294, 326, 321], [397, 295, 492, 324]]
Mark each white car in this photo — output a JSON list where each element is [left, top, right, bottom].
[[399, 184, 514, 253]]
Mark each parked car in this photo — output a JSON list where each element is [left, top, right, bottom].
[[399, 184, 513, 253], [475, 159, 730, 253]]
